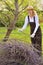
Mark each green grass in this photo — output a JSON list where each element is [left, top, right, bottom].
[[0, 23, 43, 54], [0, 26, 31, 43]]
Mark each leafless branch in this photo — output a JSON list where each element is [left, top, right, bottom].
[[0, 19, 8, 27], [0, 13, 11, 27], [19, 0, 24, 7], [3, 1, 15, 15], [18, 4, 28, 14], [14, 0, 19, 16]]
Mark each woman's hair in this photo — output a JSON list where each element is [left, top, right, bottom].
[[33, 10, 37, 16], [27, 6, 37, 17], [31, 10, 37, 17]]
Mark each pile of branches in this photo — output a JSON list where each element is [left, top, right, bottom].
[[0, 39, 43, 65]]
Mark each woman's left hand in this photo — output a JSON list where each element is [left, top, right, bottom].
[[30, 33, 35, 38]]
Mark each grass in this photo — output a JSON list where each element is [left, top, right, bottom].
[[0, 23, 43, 54], [0, 26, 31, 43]]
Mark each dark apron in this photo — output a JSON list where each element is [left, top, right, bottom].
[[28, 16, 42, 56]]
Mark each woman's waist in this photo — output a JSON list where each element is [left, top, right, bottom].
[[30, 26, 41, 34]]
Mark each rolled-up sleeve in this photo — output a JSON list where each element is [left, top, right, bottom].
[[21, 16, 28, 31]]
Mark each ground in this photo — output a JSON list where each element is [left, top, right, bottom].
[[0, 23, 43, 54]]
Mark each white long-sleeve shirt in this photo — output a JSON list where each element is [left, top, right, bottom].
[[21, 14, 40, 35]]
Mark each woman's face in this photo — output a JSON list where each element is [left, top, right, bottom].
[[27, 9, 33, 16]]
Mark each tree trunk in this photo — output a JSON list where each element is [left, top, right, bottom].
[[3, 17, 17, 41], [3, 0, 28, 42], [3, 0, 19, 41]]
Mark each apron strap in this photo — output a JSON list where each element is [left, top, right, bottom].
[[28, 16, 35, 22], [34, 16, 35, 22]]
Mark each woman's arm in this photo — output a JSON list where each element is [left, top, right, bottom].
[[33, 14, 40, 34], [31, 14, 40, 38], [20, 16, 28, 31]]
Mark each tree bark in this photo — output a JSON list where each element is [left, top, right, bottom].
[[3, 0, 28, 42], [3, 0, 19, 41], [3, 17, 17, 41]]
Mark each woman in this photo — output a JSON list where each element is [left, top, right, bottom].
[[19, 6, 42, 56]]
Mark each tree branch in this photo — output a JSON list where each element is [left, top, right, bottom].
[[18, 4, 28, 14], [14, 0, 19, 16], [19, 0, 24, 7], [3, 1, 15, 15], [0, 13, 11, 27]]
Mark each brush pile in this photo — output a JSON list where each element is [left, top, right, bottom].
[[0, 39, 43, 65]]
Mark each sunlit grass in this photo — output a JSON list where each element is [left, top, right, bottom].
[[0, 23, 43, 54]]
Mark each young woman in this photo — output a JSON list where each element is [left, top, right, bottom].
[[19, 6, 42, 56]]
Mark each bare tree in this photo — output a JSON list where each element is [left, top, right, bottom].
[[3, 0, 28, 41]]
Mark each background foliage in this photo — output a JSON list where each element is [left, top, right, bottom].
[[0, 0, 43, 27]]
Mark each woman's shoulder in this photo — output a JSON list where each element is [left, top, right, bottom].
[[34, 11, 38, 17], [34, 12, 39, 21], [25, 16, 28, 19], [25, 15, 28, 18]]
